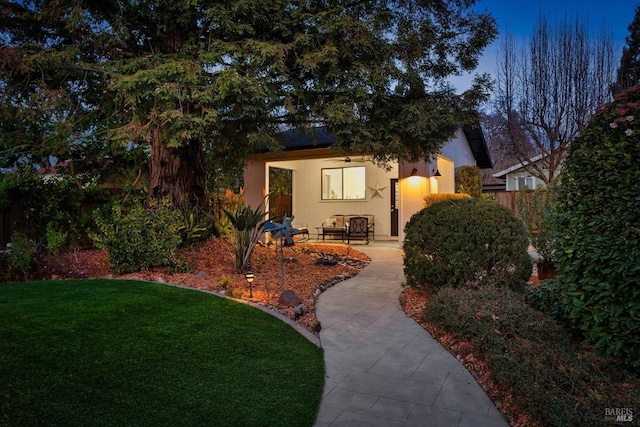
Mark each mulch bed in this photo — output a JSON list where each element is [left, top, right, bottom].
[[32, 240, 370, 333], [399, 269, 549, 427]]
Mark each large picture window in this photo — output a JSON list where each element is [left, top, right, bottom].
[[321, 167, 366, 200]]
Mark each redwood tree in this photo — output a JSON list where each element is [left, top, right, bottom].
[[1, 1, 497, 210]]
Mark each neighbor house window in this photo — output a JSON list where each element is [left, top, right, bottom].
[[517, 176, 535, 190], [321, 167, 366, 200]]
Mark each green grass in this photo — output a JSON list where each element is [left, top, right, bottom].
[[0, 279, 324, 426]]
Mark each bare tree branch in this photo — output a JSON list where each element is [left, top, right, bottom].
[[494, 12, 615, 185]]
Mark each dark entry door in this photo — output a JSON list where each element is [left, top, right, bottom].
[[390, 178, 399, 237]]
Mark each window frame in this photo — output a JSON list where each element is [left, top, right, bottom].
[[320, 166, 366, 201]]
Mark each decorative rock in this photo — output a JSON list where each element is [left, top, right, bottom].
[[193, 271, 208, 279], [279, 289, 301, 307], [294, 303, 308, 317], [316, 258, 337, 266], [284, 257, 298, 263], [156, 277, 166, 283]]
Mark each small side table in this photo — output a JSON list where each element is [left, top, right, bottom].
[[317, 226, 345, 241]]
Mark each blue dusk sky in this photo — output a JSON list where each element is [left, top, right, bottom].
[[450, 0, 639, 91]]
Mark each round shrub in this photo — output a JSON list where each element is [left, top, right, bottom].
[[403, 198, 532, 292], [90, 199, 183, 274], [553, 86, 640, 368]]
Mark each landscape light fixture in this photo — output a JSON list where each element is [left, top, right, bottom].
[[433, 169, 441, 177], [410, 168, 418, 176], [245, 272, 255, 298]]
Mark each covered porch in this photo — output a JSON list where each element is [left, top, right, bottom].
[[244, 150, 454, 245]]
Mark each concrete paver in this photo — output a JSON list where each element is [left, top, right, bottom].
[[314, 244, 508, 427]]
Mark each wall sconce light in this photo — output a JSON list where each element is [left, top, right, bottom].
[[245, 272, 255, 298], [410, 168, 418, 176], [433, 169, 442, 177]]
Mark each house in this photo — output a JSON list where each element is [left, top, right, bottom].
[[493, 153, 563, 191], [480, 168, 507, 193], [244, 127, 492, 244]]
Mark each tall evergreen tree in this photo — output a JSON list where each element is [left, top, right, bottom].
[[613, 4, 640, 95], [0, 0, 497, 210]]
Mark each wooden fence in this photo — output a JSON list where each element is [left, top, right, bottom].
[[485, 191, 519, 215]]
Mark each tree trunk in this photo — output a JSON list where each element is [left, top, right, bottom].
[[148, 129, 209, 211]]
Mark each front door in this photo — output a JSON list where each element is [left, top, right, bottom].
[[390, 178, 399, 237]]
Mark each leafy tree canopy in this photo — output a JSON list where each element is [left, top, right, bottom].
[[614, 4, 640, 95], [0, 0, 497, 208]]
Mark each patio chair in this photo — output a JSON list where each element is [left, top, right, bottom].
[[346, 216, 369, 244]]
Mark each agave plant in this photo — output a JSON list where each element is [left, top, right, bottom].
[[223, 198, 268, 273]]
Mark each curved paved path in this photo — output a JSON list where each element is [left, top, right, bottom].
[[314, 244, 508, 427]]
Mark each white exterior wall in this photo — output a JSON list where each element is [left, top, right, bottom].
[[436, 157, 455, 194], [265, 158, 398, 240], [439, 129, 477, 167], [505, 170, 549, 191], [245, 128, 483, 245], [244, 159, 267, 210], [398, 160, 431, 244]]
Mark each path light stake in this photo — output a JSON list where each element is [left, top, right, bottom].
[[279, 237, 286, 293], [245, 272, 255, 298]]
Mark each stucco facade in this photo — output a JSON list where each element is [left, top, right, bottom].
[[245, 128, 491, 245]]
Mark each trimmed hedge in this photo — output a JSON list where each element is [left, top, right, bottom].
[[404, 198, 532, 292], [423, 192, 470, 209], [553, 86, 640, 368], [454, 165, 481, 197]]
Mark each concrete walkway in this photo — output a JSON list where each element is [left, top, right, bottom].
[[314, 244, 508, 427]]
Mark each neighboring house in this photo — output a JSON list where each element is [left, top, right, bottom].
[[244, 127, 492, 244], [480, 167, 507, 193], [493, 153, 563, 191]]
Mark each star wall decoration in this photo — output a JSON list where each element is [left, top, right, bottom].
[[368, 179, 387, 199]]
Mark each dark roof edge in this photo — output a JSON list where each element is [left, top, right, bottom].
[[273, 127, 336, 151], [273, 126, 493, 168], [463, 127, 493, 169]]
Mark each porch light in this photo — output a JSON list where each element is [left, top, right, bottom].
[[433, 169, 441, 177], [245, 272, 255, 298]]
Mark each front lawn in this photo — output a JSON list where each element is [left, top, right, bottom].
[[0, 279, 324, 426]]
